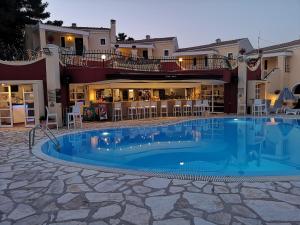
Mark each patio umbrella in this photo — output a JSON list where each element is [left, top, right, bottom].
[[270, 87, 297, 113], [278, 87, 297, 102]]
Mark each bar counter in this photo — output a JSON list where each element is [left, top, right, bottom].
[[82, 99, 217, 121]]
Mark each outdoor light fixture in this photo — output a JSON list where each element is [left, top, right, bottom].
[[67, 36, 72, 41], [101, 54, 106, 68]]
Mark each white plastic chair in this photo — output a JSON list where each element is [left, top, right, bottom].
[[67, 103, 82, 129], [113, 102, 122, 121], [183, 100, 192, 116], [173, 100, 182, 116], [252, 99, 264, 116], [160, 100, 168, 117], [46, 106, 58, 130]]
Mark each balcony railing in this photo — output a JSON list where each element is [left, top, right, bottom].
[[60, 49, 232, 72]]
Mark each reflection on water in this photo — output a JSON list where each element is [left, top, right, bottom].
[[42, 117, 300, 176]]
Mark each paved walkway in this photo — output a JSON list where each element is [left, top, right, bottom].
[[1, 118, 300, 225]]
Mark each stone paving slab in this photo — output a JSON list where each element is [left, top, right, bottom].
[[1, 117, 300, 224]]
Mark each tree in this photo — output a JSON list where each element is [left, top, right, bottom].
[[45, 20, 63, 26], [0, 0, 50, 48], [116, 32, 134, 42]]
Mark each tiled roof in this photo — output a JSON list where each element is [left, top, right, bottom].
[[176, 38, 245, 52], [247, 39, 300, 55], [117, 37, 176, 44]]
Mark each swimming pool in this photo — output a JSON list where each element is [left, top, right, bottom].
[[41, 117, 300, 177]]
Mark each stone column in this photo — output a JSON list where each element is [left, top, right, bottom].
[[45, 44, 63, 127], [147, 48, 153, 59], [277, 55, 287, 89], [39, 28, 46, 49], [238, 59, 248, 113], [131, 49, 138, 58]]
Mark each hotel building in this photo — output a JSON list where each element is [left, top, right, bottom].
[[0, 19, 299, 127]]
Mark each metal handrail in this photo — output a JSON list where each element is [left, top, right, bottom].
[[263, 67, 279, 80], [29, 124, 60, 150]]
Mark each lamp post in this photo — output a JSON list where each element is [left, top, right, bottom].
[[101, 54, 106, 68], [179, 57, 183, 70]]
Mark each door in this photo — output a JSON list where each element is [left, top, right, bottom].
[[23, 88, 35, 127], [142, 50, 148, 59], [0, 85, 13, 127], [75, 38, 84, 56]]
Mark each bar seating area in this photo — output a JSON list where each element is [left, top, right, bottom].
[[109, 99, 212, 121]]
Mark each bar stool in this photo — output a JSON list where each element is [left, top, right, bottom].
[[112, 102, 122, 121], [201, 100, 210, 114], [173, 100, 182, 116], [201, 100, 210, 116], [137, 101, 145, 119], [46, 106, 58, 130], [128, 101, 137, 119], [183, 100, 192, 116], [144, 101, 151, 118], [150, 101, 158, 117], [193, 100, 202, 116], [160, 100, 168, 117]]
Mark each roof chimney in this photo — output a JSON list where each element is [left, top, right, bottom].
[[216, 38, 221, 44], [146, 35, 151, 40], [71, 23, 77, 27], [110, 19, 116, 44]]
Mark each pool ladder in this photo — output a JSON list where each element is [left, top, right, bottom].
[[29, 124, 60, 150]]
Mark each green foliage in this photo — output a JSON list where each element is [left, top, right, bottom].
[[0, 0, 50, 48], [116, 33, 134, 42], [45, 20, 63, 26]]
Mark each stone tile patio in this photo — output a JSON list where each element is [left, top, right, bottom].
[[1, 117, 300, 225]]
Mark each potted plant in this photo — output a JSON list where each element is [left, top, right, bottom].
[[39, 116, 46, 125], [274, 90, 280, 95]]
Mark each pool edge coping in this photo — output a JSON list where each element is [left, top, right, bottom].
[[32, 116, 300, 182]]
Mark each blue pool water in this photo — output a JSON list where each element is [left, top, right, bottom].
[[41, 117, 300, 177]]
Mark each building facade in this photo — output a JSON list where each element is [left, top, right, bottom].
[[0, 20, 299, 128]]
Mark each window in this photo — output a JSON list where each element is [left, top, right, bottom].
[[60, 37, 65, 48], [164, 50, 169, 57], [264, 60, 268, 70], [100, 38, 106, 45], [227, 53, 233, 60], [193, 57, 197, 66], [204, 56, 208, 67]]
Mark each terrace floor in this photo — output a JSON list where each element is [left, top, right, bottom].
[[1, 117, 300, 225]]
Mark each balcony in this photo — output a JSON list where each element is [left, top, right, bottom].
[[60, 50, 233, 73]]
